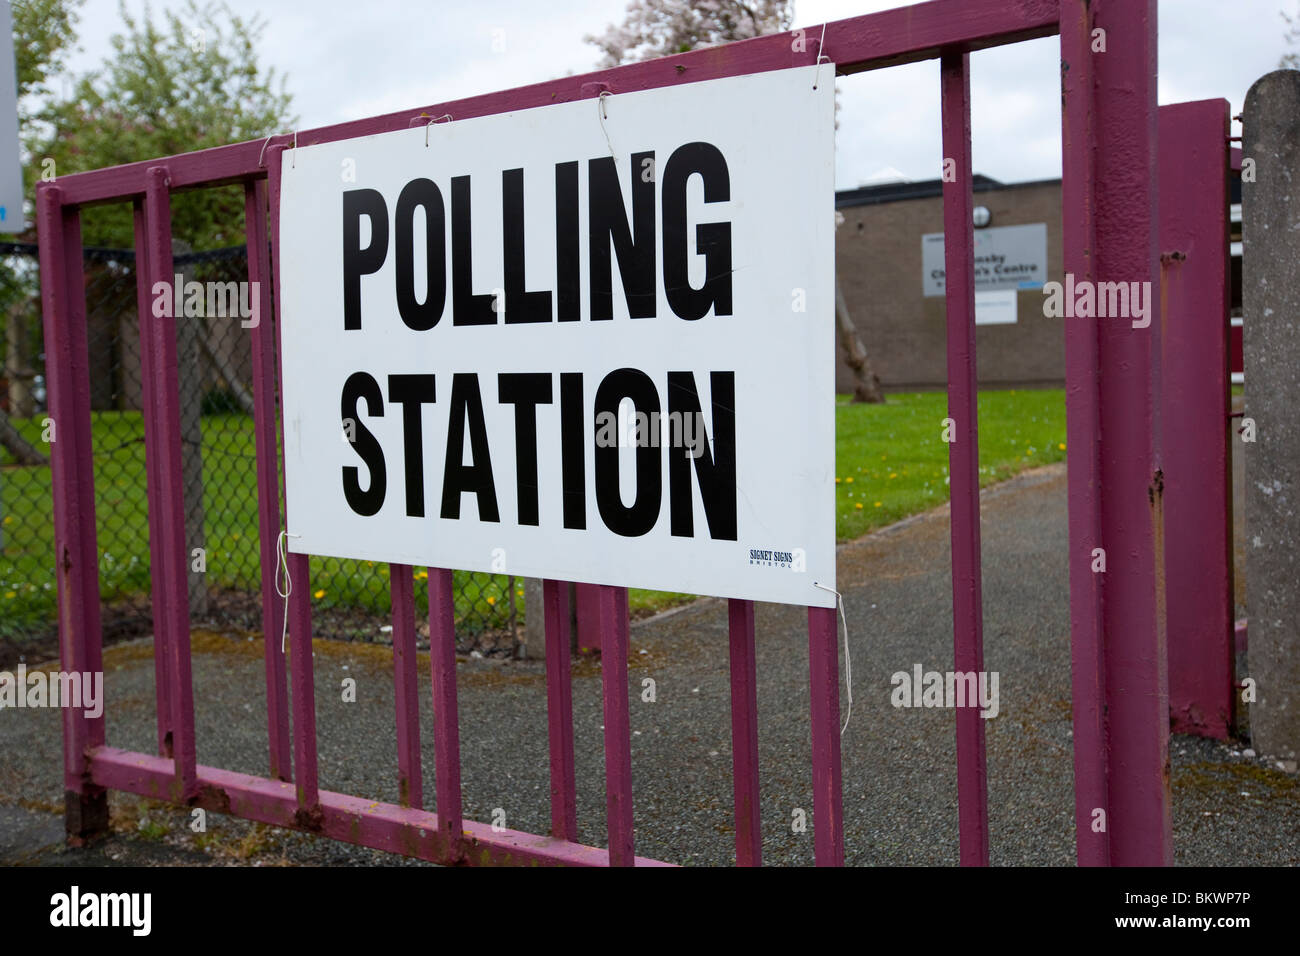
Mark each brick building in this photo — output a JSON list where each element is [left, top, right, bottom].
[[834, 174, 1064, 393]]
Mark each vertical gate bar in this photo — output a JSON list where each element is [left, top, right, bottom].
[[939, 49, 991, 866], [808, 605, 844, 865], [728, 599, 761, 866], [38, 183, 109, 841], [142, 166, 198, 800], [131, 199, 172, 758], [598, 584, 634, 866], [267, 144, 319, 811], [576, 581, 600, 652], [1062, 0, 1171, 866], [1158, 100, 1234, 739], [243, 179, 292, 781], [428, 567, 463, 849], [286, 555, 317, 812], [1060, 0, 1109, 867], [390, 564, 423, 809], [544, 578, 578, 841]]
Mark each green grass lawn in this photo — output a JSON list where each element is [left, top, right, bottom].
[[1, 388, 1067, 641], [833, 389, 1067, 541]]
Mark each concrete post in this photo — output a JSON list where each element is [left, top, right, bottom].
[[1242, 69, 1300, 764]]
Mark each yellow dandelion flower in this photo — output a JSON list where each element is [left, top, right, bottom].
[[313, 589, 325, 599], [874, 501, 882, 507], [854, 503, 863, 510], [1058, 442, 1066, 450], [486, 596, 496, 605], [835, 477, 842, 484], [4, 591, 14, 599], [845, 477, 854, 483]]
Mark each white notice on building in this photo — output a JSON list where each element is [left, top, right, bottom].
[[974, 289, 1018, 325]]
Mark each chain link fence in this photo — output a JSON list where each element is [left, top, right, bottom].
[[0, 240, 522, 664]]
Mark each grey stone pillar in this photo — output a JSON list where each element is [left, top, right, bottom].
[[1243, 69, 1300, 763]]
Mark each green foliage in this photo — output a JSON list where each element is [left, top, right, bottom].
[[3, 1, 83, 327], [11, 0, 83, 111], [26, 0, 295, 249], [200, 386, 243, 416]]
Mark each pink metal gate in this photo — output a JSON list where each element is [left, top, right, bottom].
[[41, 0, 1180, 866]]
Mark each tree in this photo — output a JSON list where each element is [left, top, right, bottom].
[[12, 0, 83, 117], [1283, 3, 1300, 69], [586, 0, 884, 402], [27, 0, 294, 249], [587, 0, 791, 66], [0, 1, 83, 462]]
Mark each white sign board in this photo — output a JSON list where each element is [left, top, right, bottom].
[[0, 1, 25, 233], [279, 66, 837, 608], [922, 222, 1047, 296]]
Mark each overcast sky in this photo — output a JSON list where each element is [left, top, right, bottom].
[[60, 0, 1294, 188]]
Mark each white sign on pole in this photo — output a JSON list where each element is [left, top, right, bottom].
[[278, 66, 837, 608], [0, 1, 26, 233]]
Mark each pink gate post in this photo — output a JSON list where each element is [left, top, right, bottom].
[[1061, 0, 1172, 866], [940, 49, 990, 866], [37, 185, 107, 841], [244, 178, 293, 782], [1158, 99, 1235, 740], [141, 166, 199, 802]]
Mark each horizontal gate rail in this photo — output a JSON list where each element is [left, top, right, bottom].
[[87, 747, 670, 867], [38, 0, 1173, 866]]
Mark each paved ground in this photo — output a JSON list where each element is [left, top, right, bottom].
[[3, 463, 1296, 866]]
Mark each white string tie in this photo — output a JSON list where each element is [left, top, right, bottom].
[[424, 113, 452, 147], [813, 21, 830, 90], [813, 580, 852, 735], [258, 131, 299, 168], [597, 91, 615, 158], [276, 531, 302, 652]]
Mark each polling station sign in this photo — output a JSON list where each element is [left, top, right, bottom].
[[278, 66, 836, 608]]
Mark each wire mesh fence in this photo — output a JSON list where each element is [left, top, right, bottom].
[[0, 240, 523, 663]]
